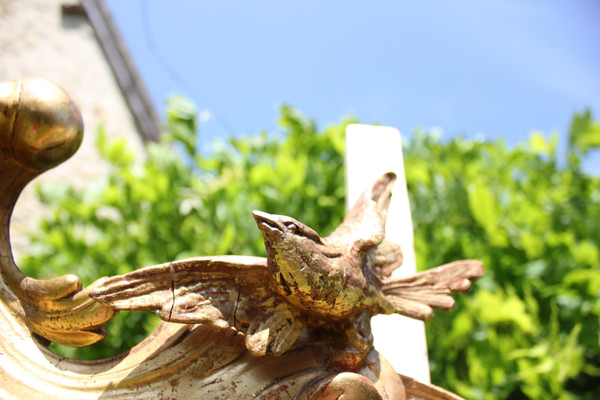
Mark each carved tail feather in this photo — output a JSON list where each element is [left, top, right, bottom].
[[381, 260, 483, 321]]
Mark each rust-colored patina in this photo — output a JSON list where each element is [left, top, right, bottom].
[[0, 78, 482, 399]]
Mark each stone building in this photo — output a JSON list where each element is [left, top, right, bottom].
[[0, 0, 160, 259]]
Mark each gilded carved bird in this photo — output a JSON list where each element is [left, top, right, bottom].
[[90, 172, 482, 363]]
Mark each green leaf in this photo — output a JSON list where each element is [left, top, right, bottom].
[[569, 108, 600, 155], [467, 182, 508, 247], [529, 131, 557, 157]]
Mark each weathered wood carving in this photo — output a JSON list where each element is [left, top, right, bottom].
[[0, 78, 482, 399]]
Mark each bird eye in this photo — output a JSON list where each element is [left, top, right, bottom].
[[285, 222, 298, 233], [283, 219, 323, 244]]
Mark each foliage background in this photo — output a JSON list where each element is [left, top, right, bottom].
[[20, 98, 599, 399]]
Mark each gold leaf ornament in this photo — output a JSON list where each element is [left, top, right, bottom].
[[0, 78, 117, 347]]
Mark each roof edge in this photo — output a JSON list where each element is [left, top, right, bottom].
[[80, 0, 162, 142]]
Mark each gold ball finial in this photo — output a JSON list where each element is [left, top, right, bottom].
[[0, 78, 83, 171]]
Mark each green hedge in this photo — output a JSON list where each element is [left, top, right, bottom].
[[20, 97, 599, 399]]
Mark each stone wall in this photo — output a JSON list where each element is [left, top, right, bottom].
[[0, 0, 149, 259]]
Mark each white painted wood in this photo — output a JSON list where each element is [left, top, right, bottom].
[[345, 124, 431, 383]]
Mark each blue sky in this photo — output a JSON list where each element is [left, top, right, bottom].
[[104, 0, 600, 171]]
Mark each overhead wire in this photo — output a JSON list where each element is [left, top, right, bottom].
[[140, 0, 238, 139]]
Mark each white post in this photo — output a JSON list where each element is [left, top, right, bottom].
[[345, 124, 430, 383]]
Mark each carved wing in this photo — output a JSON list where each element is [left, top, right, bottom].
[[89, 256, 306, 356], [366, 239, 403, 279], [327, 172, 397, 252], [381, 260, 483, 321]]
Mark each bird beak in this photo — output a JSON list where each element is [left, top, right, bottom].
[[252, 210, 284, 233]]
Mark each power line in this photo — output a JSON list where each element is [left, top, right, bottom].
[[140, 0, 237, 137]]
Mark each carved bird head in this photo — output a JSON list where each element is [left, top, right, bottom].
[[252, 211, 344, 309], [252, 208, 398, 321]]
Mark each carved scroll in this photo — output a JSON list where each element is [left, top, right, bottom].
[[0, 78, 482, 399], [0, 78, 117, 347]]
